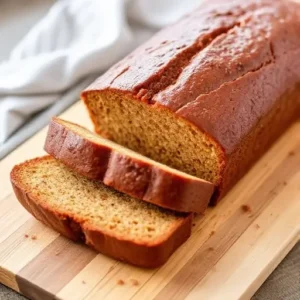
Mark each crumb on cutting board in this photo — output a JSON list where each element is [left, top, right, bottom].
[[130, 279, 139, 286], [241, 204, 251, 213], [117, 279, 125, 286], [288, 150, 295, 157], [82, 280, 86, 285], [31, 235, 37, 240], [24, 234, 29, 238], [209, 230, 215, 238]]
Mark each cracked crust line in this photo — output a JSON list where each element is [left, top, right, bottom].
[[154, 15, 278, 113], [132, 3, 289, 111], [128, 4, 261, 103], [175, 45, 300, 114], [110, 66, 130, 85], [135, 21, 243, 103], [132, 2, 283, 104], [270, 41, 276, 60], [175, 57, 275, 113]]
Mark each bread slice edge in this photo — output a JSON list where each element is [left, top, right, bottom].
[[10, 156, 193, 268], [44, 117, 215, 213]]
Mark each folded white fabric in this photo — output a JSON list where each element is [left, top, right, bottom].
[[0, 0, 201, 144]]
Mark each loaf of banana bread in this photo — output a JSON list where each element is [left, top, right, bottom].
[[82, 0, 300, 203]]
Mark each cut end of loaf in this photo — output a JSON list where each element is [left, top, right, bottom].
[[11, 156, 188, 245], [82, 90, 223, 185]]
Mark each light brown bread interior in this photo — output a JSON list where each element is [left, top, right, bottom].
[[15, 157, 187, 243], [84, 91, 221, 184]]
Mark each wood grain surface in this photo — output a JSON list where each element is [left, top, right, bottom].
[[0, 101, 299, 300]]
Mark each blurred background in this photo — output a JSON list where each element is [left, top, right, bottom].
[[0, 0, 55, 61]]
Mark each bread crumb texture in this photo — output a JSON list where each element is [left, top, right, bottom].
[[16, 157, 186, 243], [86, 93, 220, 183]]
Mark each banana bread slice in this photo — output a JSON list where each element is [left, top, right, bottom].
[[44, 118, 214, 213], [11, 156, 192, 268]]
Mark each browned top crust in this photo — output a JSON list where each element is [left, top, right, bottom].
[[83, 0, 300, 154]]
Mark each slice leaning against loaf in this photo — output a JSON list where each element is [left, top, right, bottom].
[[11, 156, 192, 268], [44, 117, 215, 214]]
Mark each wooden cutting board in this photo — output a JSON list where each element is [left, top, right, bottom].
[[0, 101, 299, 300]]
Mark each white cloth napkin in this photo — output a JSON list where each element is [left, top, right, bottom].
[[0, 0, 201, 144]]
